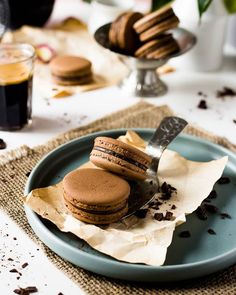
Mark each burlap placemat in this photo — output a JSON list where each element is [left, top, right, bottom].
[[0, 101, 235, 294]]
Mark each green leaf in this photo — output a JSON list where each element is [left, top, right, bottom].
[[223, 0, 236, 13], [197, 0, 213, 18], [151, 0, 173, 11]]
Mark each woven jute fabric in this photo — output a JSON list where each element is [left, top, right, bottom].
[[0, 101, 235, 294]]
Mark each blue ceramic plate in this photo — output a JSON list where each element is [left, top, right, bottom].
[[24, 129, 236, 282]]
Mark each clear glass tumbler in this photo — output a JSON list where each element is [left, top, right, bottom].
[[0, 43, 35, 130]]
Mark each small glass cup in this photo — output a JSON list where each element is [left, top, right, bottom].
[[0, 43, 35, 130]]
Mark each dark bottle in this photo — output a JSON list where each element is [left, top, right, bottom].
[[7, 0, 55, 29]]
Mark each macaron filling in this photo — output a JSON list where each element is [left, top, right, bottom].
[[93, 146, 148, 171]]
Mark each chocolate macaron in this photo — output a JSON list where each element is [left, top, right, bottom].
[[50, 55, 93, 85], [63, 168, 130, 224], [133, 6, 179, 42], [109, 12, 143, 55], [135, 34, 179, 59], [90, 137, 152, 181]]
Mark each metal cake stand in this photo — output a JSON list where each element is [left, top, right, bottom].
[[94, 24, 196, 97]]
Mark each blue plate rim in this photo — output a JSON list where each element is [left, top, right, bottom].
[[24, 128, 236, 275]]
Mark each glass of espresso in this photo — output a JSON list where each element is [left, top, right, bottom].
[[0, 43, 35, 130]]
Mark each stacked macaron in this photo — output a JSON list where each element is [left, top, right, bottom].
[[133, 6, 180, 59], [109, 5, 180, 60], [50, 55, 93, 85], [62, 136, 152, 225], [109, 12, 143, 55]]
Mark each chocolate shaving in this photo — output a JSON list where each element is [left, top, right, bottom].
[[197, 100, 208, 109], [0, 138, 6, 150], [171, 204, 176, 210], [22, 262, 28, 268], [179, 230, 191, 238], [25, 171, 31, 177], [154, 212, 164, 221], [216, 86, 236, 98], [14, 286, 38, 294], [217, 177, 231, 184], [207, 190, 217, 199], [207, 228, 216, 235], [233, 119, 236, 124], [204, 203, 218, 213], [220, 213, 231, 219], [159, 182, 176, 200], [9, 268, 18, 273], [164, 211, 173, 221], [196, 205, 208, 220], [134, 209, 148, 218]]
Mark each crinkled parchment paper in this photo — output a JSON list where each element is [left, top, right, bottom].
[[3, 18, 128, 98], [23, 131, 228, 265]]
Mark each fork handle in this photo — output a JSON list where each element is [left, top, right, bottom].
[[145, 116, 188, 175]]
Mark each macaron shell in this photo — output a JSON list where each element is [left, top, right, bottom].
[[93, 137, 151, 165], [65, 200, 128, 225], [133, 6, 174, 34], [64, 192, 127, 212], [63, 168, 130, 206], [52, 74, 93, 86], [134, 34, 173, 57], [90, 152, 147, 180], [146, 41, 179, 59], [50, 55, 92, 76], [139, 16, 179, 42]]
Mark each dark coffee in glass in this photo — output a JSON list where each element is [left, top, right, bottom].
[[0, 43, 35, 130]]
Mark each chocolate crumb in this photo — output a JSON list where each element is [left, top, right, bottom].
[[207, 190, 217, 199], [179, 230, 191, 238], [233, 119, 236, 124], [198, 91, 203, 96], [204, 203, 218, 213], [25, 171, 31, 177], [203, 199, 211, 203], [22, 262, 28, 268], [134, 209, 148, 218], [13, 237, 17, 240], [220, 213, 232, 219], [197, 99, 208, 109], [58, 293, 64, 295], [9, 268, 18, 273], [25, 286, 38, 293], [216, 86, 236, 98], [217, 177, 231, 184], [0, 138, 7, 150], [196, 205, 208, 220], [16, 276, 20, 280], [207, 228, 216, 235], [164, 211, 173, 221], [14, 286, 38, 294], [171, 204, 176, 210], [154, 212, 164, 221], [160, 182, 176, 200], [8, 257, 14, 261]]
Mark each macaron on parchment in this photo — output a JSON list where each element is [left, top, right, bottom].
[[50, 55, 93, 86], [63, 168, 130, 224], [90, 136, 152, 181]]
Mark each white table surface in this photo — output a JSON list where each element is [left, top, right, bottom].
[[1, 33, 236, 295]]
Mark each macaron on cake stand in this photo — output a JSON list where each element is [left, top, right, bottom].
[[94, 24, 196, 97]]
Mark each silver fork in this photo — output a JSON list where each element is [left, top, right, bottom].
[[122, 116, 188, 219]]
